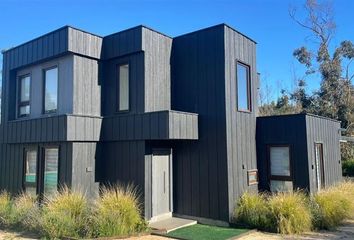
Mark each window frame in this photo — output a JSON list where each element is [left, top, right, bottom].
[[22, 147, 38, 194], [17, 74, 31, 118], [43, 66, 59, 115], [116, 62, 130, 113], [267, 144, 293, 183], [236, 60, 252, 113], [314, 142, 325, 189]]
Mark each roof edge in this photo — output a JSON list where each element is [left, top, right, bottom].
[[257, 113, 340, 123]]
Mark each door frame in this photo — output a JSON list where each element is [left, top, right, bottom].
[[149, 148, 173, 222], [314, 142, 325, 191]]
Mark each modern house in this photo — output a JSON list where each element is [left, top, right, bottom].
[[0, 24, 342, 225]]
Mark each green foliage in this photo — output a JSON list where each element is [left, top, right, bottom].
[[92, 184, 147, 238], [234, 192, 273, 231], [312, 184, 354, 230], [40, 186, 91, 239], [268, 192, 312, 234], [342, 160, 354, 176], [11, 192, 40, 231], [0, 191, 12, 227]]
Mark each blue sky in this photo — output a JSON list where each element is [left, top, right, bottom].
[[1, 0, 353, 101]]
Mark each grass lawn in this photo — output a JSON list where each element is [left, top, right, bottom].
[[166, 224, 250, 240]]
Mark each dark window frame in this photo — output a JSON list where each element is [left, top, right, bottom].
[[17, 74, 31, 118], [43, 66, 59, 115], [267, 144, 293, 183], [116, 62, 130, 113], [39, 145, 60, 197], [236, 60, 252, 113], [22, 147, 39, 194]]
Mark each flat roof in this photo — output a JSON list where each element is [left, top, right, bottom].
[[257, 112, 341, 123]]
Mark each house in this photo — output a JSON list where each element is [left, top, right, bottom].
[[256, 114, 342, 193], [0, 24, 342, 225]]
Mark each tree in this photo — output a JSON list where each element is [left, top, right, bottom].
[[290, 0, 354, 160]]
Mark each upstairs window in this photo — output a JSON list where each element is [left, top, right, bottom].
[[236, 62, 251, 112], [44, 67, 58, 113], [118, 64, 129, 111], [18, 75, 31, 117]]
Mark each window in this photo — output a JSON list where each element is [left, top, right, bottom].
[[314, 143, 325, 190], [24, 149, 37, 196], [18, 75, 31, 117], [44, 67, 58, 113], [236, 62, 251, 111], [43, 147, 59, 196], [118, 64, 129, 111], [268, 145, 293, 192]]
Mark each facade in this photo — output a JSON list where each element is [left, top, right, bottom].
[[0, 24, 342, 225], [256, 114, 342, 193]]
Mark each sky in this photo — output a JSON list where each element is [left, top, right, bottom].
[[0, 0, 353, 101]]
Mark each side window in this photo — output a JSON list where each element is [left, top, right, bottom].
[[268, 145, 293, 192], [236, 62, 251, 112], [24, 149, 37, 196], [44, 67, 58, 114], [18, 75, 31, 118], [118, 64, 129, 111], [43, 147, 59, 196]]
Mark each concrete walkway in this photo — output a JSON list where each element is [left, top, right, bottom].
[[149, 217, 197, 233]]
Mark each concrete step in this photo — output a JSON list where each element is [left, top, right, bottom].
[[149, 217, 197, 234]]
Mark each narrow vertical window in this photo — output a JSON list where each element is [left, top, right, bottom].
[[18, 75, 31, 117], [24, 149, 37, 196], [44, 67, 58, 113], [236, 62, 251, 111], [118, 64, 129, 111], [43, 147, 59, 196]]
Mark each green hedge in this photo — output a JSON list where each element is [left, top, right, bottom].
[[342, 160, 354, 176]]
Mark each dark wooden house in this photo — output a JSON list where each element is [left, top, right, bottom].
[[0, 24, 342, 225]]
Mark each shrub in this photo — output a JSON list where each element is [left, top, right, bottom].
[[234, 192, 273, 231], [92, 184, 147, 237], [0, 191, 12, 227], [11, 192, 40, 231], [40, 186, 90, 239], [312, 185, 353, 230], [268, 192, 312, 234], [342, 160, 354, 176]]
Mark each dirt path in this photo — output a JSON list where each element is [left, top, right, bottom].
[[239, 219, 354, 240]]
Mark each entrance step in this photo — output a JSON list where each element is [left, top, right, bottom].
[[149, 217, 197, 234]]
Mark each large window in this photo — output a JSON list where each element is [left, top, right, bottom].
[[268, 145, 293, 192], [118, 64, 129, 111], [18, 75, 31, 117], [24, 149, 37, 196], [43, 147, 59, 196], [44, 67, 58, 113], [236, 62, 251, 111]]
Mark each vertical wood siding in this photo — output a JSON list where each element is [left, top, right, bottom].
[[171, 25, 229, 221], [224, 26, 258, 219], [305, 115, 342, 191]]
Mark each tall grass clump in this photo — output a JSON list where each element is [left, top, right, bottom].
[[234, 192, 273, 231], [40, 186, 90, 239], [312, 183, 354, 229], [0, 191, 12, 227], [11, 192, 40, 231], [92, 184, 147, 238], [268, 192, 312, 234]]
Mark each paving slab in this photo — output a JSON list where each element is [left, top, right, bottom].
[[149, 217, 197, 234]]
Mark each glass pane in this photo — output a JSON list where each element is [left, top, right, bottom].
[[26, 186, 37, 197], [270, 180, 293, 192], [25, 150, 37, 183], [19, 105, 30, 116], [119, 64, 129, 111], [20, 76, 30, 102], [270, 147, 290, 176], [44, 147, 59, 197], [45, 68, 58, 112], [237, 63, 250, 111]]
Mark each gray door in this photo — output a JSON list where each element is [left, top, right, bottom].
[[152, 151, 171, 218]]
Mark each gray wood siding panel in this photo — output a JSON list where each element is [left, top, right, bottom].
[[305, 115, 342, 191], [224, 26, 258, 220], [171, 25, 229, 221], [68, 28, 102, 60], [143, 28, 172, 112]]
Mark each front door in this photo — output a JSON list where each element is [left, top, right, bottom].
[[314, 143, 325, 191], [151, 150, 172, 220]]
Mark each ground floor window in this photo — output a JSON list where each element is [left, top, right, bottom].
[[268, 145, 293, 192], [23, 146, 59, 197]]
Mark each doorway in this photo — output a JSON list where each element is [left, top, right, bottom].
[[151, 149, 172, 221], [314, 143, 325, 191]]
